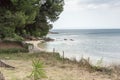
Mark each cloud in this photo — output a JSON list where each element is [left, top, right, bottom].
[[78, 0, 120, 9], [65, 0, 120, 10], [79, 0, 115, 4], [64, 0, 81, 11], [54, 0, 120, 29]]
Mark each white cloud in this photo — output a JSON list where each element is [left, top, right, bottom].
[[65, 0, 120, 10], [78, 0, 120, 9], [79, 0, 119, 4], [53, 0, 120, 29], [64, 0, 80, 11]]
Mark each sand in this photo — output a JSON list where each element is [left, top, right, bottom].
[[24, 40, 45, 52]]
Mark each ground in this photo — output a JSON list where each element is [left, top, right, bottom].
[[24, 40, 44, 52], [0, 52, 118, 80], [0, 60, 112, 80]]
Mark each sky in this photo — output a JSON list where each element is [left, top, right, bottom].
[[53, 0, 120, 29]]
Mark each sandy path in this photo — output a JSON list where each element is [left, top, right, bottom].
[[24, 40, 45, 53]]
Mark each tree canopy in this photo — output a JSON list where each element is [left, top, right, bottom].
[[0, 0, 64, 40]]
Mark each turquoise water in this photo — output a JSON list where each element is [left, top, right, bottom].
[[42, 29, 120, 64]]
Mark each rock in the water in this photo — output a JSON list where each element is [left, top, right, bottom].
[[43, 37, 54, 41], [64, 39, 67, 40], [70, 39, 74, 41]]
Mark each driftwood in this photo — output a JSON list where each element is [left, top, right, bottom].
[[0, 72, 5, 80], [0, 60, 15, 69]]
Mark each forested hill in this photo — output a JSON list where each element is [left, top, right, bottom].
[[0, 0, 64, 40]]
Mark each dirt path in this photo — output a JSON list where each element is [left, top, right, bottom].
[[24, 40, 45, 53]]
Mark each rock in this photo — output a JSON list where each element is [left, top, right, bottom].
[[70, 39, 74, 41], [64, 39, 67, 40], [24, 36, 37, 40], [43, 37, 54, 42], [36, 37, 43, 40], [29, 36, 37, 40]]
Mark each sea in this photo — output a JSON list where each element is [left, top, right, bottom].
[[40, 29, 120, 65]]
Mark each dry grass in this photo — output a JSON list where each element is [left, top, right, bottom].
[[110, 65, 120, 80], [0, 52, 119, 80]]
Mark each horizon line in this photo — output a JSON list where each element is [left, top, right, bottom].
[[52, 28, 120, 30]]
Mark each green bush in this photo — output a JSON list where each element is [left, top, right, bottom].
[[0, 48, 28, 53], [30, 59, 46, 80], [12, 34, 24, 41]]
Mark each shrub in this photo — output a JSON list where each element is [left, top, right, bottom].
[[30, 59, 46, 80], [0, 48, 28, 53], [0, 40, 29, 53]]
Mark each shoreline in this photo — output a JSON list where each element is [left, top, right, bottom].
[[25, 40, 120, 66], [23, 40, 45, 52]]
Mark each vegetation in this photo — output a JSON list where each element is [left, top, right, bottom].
[[0, 40, 29, 53], [0, 48, 28, 53], [0, 0, 64, 40], [0, 52, 119, 80], [30, 59, 46, 80], [0, 52, 112, 73]]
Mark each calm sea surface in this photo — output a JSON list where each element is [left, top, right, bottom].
[[40, 29, 120, 64]]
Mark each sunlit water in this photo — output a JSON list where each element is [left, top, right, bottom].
[[39, 29, 120, 65]]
